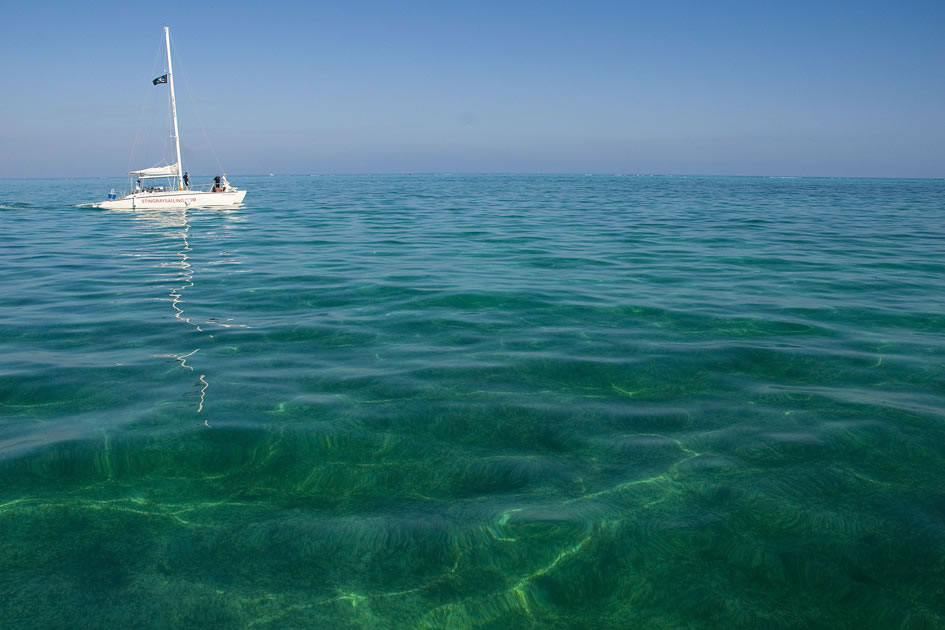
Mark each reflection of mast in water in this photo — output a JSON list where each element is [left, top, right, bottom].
[[122, 206, 250, 419], [170, 211, 209, 418]]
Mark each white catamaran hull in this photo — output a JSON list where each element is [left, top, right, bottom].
[[92, 27, 248, 209], [94, 189, 246, 209]]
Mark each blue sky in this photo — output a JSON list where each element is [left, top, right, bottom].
[[1, 0, 943, 177]]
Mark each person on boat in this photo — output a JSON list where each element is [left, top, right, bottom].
[[221, 174, 229, 190], [213, 174, 221, 192], [136, 179, 141, 192], [183, 172, 190, 189]]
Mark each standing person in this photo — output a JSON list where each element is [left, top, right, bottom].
[[183, 172, 190, 189], [136, 179, 141, 192], [221, 173, 229, 190], [213, 174, 221, 192]]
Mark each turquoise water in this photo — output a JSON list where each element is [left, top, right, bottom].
[[1, 175, 944, 628]]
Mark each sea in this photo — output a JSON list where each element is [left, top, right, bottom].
[[1, 174, 944, 628]]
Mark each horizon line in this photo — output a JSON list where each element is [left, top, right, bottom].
[[3, 172, 943, 181]]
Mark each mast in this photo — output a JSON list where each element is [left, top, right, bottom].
[[164, 26, 184, 191]]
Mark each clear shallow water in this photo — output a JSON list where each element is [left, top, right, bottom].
[[1, 174, 944, 627]]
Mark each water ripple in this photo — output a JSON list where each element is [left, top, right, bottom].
[[2, 175, 945, 627]]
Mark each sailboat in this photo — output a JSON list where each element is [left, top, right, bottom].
[[94, 27, 246, 209]]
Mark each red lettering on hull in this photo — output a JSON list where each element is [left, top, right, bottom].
[[138, 197, 198, 204]]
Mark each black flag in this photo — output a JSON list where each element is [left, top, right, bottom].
[[152, 74, 168, 85]]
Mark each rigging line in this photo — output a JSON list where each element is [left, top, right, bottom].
[[128, 33, 169, 174], [168, 32, 226, 175], [166, 78, 175, 166]]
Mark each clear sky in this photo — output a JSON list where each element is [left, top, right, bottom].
[[2, 0, 943, 177]]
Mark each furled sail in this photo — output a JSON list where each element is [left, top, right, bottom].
[[129, 163, 179, 178]]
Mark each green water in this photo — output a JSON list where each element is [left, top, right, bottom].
[[1, 175, 944, 627]]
